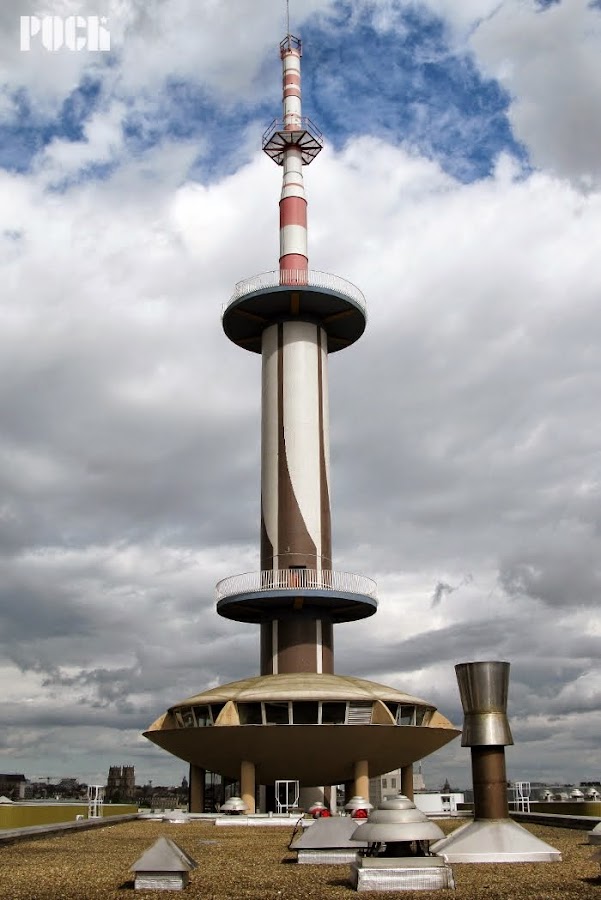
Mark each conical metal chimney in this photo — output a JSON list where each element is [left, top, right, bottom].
[[456, 661, 513, 747]]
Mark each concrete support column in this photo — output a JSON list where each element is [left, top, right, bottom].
[[241, 760, 256, 815], [189, 765, 205, 813], [401, 764, 414, 801], [354, 759, 369, 801]]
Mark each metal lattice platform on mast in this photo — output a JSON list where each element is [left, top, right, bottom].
[[262, 117, 323, 165]]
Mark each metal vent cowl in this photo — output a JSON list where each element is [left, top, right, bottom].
[[351, 795, 445, 843], [220, 796, 248, 814]]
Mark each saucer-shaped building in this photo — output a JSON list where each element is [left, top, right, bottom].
[[145, 674, 458, 807]]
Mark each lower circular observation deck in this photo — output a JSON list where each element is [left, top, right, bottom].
[[216, 569, 377, 624], [222, 269, 366, 353]]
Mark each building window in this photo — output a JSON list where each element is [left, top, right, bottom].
[[397, 705, 415, 726], [391, 778, 397, 789], [385, 702, 399, 720], [193, 706, 212, 726], [293, 702, 319, 724], [321, 701, 347, 724], [382, 779, 387, 789], [210, 704, 225, 723], [181, 708, 195, 728], [264, 702, 291, 725], [415, 707, 428, 726], [238, 703, 263, 725]]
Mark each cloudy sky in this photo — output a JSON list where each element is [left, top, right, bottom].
[[1, 0, 600, 791]]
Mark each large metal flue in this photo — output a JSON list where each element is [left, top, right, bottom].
[[456, 661, 513, 821], [431, 660, 561, 864]]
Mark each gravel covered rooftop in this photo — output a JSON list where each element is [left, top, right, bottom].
[[0, 818, 599, 899]]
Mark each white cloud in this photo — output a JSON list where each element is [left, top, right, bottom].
[[470, 0, 601, 183], [38, 100, 126, 179], [1, 133, 600, 784]]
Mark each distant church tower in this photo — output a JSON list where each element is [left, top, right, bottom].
[[106, 765, 135, 802]]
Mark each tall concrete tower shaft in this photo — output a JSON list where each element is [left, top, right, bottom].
[[219, 33, 374, 676]]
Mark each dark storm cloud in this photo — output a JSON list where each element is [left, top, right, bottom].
[[499, 541, 601, 609], [339, 617, 514, 676], [0, 579, 90, 643], [0, 704, 151, 730]]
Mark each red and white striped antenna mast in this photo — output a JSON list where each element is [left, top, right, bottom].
[[262, 0, 323, 282]]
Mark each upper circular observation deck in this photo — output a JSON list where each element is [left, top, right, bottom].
[[222, 269, 367, 353], [216, 568, 378, 624]]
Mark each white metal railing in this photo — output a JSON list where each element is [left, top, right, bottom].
[[227, 269, 366, 314], [216, 569, 377, 601]]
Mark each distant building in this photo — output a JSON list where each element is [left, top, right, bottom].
[[369, 769, 402, 807], [106, 765, 135, 802], [369, 767, 464, 816], [0, 774, 27, 800], [414, 791, 465, 816], [369, 766, 427, 806]]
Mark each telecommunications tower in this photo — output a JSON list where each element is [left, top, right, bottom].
[[219, 29, 375, 673], [145, 23, 459, 814]]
